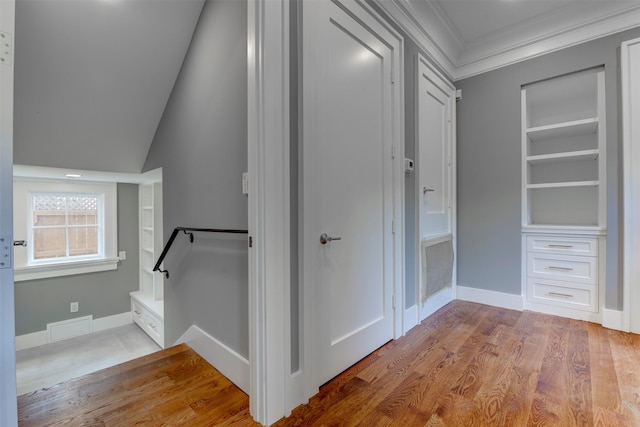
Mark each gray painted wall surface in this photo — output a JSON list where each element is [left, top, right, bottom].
[[15, 184, 139, 335], [143, 0, 248, 356], [404, 39, 419, 309], [456, 26, 640, 309]]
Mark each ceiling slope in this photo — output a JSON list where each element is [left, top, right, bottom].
[[14, 0, 204, 173]]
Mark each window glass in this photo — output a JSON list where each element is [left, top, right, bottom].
[[31, 194, 101, 261]]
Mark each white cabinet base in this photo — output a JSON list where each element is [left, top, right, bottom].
[[522, 231, 605, 324], [131, 292, 164, 348]]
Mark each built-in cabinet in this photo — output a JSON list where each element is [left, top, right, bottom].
[[521, 67, 606, 321], [131, 180, 165, 347]]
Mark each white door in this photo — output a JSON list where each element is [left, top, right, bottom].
[[418, 58, 454, 239], [303, 0, 397, 385]]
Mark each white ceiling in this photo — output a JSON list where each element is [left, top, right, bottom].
[[434, 0, 577, 43]]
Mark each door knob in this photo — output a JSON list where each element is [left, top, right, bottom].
[[320, 233, 342, 245]]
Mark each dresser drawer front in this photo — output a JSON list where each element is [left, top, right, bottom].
[[526, 235, 598, 256], [131, 299, 164, 347], [527, 253, 597, 284], [528, 278, 597, 312]]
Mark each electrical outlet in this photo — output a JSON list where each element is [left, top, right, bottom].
[[70, 302, 79, 313], [119, 250, 126, 260]]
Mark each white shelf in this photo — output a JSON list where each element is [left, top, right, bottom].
[[526, 117, 598, 142], [527, 149, 598, 165], [527, 181, 598, 190]]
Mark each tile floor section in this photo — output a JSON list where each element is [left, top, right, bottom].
[[16, 323, 160, 396]]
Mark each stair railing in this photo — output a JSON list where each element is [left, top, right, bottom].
[[153, 227, 248, 279]]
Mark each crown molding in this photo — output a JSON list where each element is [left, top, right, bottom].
[[377, 0, 640, 81], [376, 0, 457, 80], [456, 4, 640, 80]]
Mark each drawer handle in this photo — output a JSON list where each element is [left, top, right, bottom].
[[547, 292, 573, 298], [148, 322, 156, 329], [547, 244, 573, 249], [134, 310, 142, 315], [547, 266, 574, 272]]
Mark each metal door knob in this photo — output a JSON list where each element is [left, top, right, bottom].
[[320, 233, 342, 245]]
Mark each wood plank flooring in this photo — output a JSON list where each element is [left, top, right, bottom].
[[18, 301, 640, 426]]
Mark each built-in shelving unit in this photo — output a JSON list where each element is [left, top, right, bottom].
[[131, 178, 164, 347], [521, 67, 606, 323]]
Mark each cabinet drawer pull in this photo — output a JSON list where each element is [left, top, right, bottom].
[[547, 266, 574, 272], [547, 244, 573, 249], [134, 310, 142, 315], [148, 322, 156, 329], [547, 292, 573, 298]]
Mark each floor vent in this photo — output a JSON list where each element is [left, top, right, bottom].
[[47, 315, 93, 343]]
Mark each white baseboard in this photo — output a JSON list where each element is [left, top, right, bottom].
[[420, 286, 455, 322], [456, 286, 524, 311], [15, 330, 48, 351], [15, 311, 133, 351], [93, 312, 132, 332], [602, 308, 626, 332], [175, 325, 250, 394], [404, 305, 419, 335]]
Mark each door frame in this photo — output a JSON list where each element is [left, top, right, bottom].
[[0, 0, 18, 425], [622, 37, 640, 333], [299, 0, 405, 400]]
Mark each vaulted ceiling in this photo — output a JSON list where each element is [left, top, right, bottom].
[[12, 0, 640, 175], [13, 0, 204, 174]]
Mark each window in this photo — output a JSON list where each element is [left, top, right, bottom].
[[31, 194, 101, 262], [14, 179, 118, 281]]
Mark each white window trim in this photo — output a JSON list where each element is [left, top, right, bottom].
[[13, 178, 118, 282]]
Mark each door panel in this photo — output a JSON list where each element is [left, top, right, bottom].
[[418, 65, 453, 238], [303, 0, 395, 385]]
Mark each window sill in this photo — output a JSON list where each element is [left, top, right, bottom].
[[14, 257, 119, 282]]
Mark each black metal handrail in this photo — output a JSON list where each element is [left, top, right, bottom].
[[153, 227, 248, 279]]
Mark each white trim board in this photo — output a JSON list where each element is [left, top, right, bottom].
[[602, 309, 625, 331], [456, 286, 524, 312], [175, 325, 250, 395], [622, 37, 640, 334], [421, 286, 455, 322], [15, 311, 132, 351]]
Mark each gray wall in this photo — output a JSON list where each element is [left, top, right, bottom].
[[15, 183, 139, 335], [404, 39, 419, 309], [143, 0, 248, 356], [456, 26, 640, 309]]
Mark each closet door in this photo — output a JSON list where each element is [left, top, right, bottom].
[[417, 57, 455, 239], [416, 55, 456, 321]]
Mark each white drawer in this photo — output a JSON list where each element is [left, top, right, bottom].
[[527, 253, 597, 285], [527, 277, 597, 312], [131, 299, 164, 347], [526, 235, 597, 256]]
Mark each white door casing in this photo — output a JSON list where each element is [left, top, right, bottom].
[[622, 37, 640, 333], [416, 55, 457, 322], [303, 0, 401, 387], [0, 0, 18, 425]]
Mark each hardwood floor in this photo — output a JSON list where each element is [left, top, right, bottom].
[[18, 301, 640, 426]]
